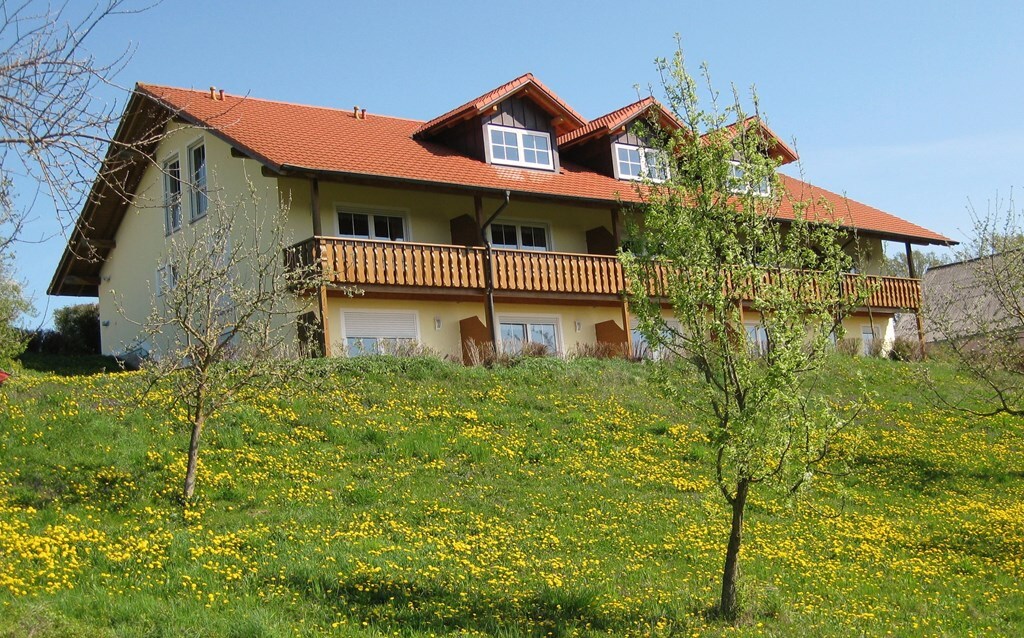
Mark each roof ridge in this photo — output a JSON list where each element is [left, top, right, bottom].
[[135, 82, 428, 124]]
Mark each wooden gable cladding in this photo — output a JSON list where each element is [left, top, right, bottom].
[[560, 135, 615, 177], [483, 96, 555, 132]]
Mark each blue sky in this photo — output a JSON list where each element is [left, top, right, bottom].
[[15, 0, 1024, 324]]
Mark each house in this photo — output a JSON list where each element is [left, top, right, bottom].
[[48, 73, 952, 361], [896, 251, 1024, 346]]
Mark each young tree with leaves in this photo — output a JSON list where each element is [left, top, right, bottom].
[[128, 179, 321, 500], [622, 47, 871, 619]]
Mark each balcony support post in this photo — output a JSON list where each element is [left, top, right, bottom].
[[905, 241, 926, 353], [620, 295, 633, 358], [478, 191, 511, 349], [611, 206, 621, 248], [311, 178, 330, 356]]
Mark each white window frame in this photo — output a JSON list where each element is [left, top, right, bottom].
[[613, 143, 670, 182], [334, 204, 410, 242], [861, 325, 877, 356], [155, 262, 179, 297], [188, 141, 209, 221], [630, 317, 683, 360], [488, 220, 551, 252], [340, 309, 420, 356], [497, 314, 562, 354], [485, 124, 555, 170], [163, 154, 182, 235], [728, 160, 771, 196]]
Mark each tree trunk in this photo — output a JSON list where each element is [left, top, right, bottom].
[[183, 412, 205, 500], [719, 478, 750, 620]]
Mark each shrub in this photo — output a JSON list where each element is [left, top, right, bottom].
[[888, 336, 924, 362], [836, 337, 861, 357], [570, 341, 627, 360], [53, 303, 100, 354]]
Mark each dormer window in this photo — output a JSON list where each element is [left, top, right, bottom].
[[728, 161, 771, 196], [486, 124, 553, 170], [613, 143, 669, 182]]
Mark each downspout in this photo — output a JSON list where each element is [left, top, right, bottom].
[[480, 190, 511, 348]]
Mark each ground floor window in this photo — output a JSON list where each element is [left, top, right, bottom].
[[745, 322, 770, 356], [631, 318, 683, 360], [498, 316, 559, 354], [342, 310, 418, 355], [861, 325, 877, 356]]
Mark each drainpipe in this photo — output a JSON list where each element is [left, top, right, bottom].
[[479, 190, 511, 348]]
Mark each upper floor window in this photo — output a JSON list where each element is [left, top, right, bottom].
[[613, 143, 669, 182], [189, 142, 208, 220], [490, 222, 548, 251], [338, 209, 406, 241], [163, 155, 182, 235], [728, 161, 770, 196], [486, 124, 553, 170], [156, 262, 179, 297]]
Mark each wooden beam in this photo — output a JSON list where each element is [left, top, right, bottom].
[[906, 241, 926, 353], [230, 147, 250, 158], [611, 206, 621, 247], [64, 275, 101, 286], [904, 242, 918, 279], [318, 285, 332, 358], [261, 165, 283, 178], [310, 178, 322, 237]]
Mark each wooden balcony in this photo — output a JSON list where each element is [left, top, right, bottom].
[[285, 236, 922, 310]]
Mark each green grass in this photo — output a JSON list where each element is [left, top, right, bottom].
[[0, 355, 1021, 637]]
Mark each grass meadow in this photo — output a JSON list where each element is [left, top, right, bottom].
[[0, 354, 1021, 637]]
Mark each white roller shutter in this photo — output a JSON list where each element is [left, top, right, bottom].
[[343, 311, 418, 339]]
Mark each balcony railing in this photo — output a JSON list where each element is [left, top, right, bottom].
[[285, 236, 921, 310]]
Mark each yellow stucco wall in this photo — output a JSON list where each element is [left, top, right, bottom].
[[324, 296, 626, 359], [277, 179, 614, 251], [98, 124, 283, 355]]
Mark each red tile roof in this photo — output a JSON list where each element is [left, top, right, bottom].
[[558, 97, 681, 148], [134, 82, 950, 244], [713, 116, 799, 165], [412, 73, 587, 139], [774, 174, 947, 243]]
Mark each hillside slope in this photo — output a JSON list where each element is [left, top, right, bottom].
[[0, 356, 1021, 637]]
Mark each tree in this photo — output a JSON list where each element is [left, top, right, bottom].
[[925, 194, 1024, 416], [127, 179, 322, 500], [54, 303, 100, 354], [879, 248, 952, 278], [0, 0, 149, 359], [0, 255, 30, 363], [622, 47, 870, 619]]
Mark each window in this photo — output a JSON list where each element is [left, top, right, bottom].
[[486, 125, 554, 170], [728, 161, 770, 196], [745, 322, 770, 356], [861, 325, 877, 356], [614, 143, 670, 182], [498, 316, 559, 354], [163, 156, 182, 234], [630, 318, 683, 360], [189, 143, 208, 220], [489, 222, 549, 251], [156, 263, 178, 296], [337, 209, 406, 241], [343, 311, 418, 355]]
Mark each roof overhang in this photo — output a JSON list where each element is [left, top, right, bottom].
[[48, 88, 173, 297]]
